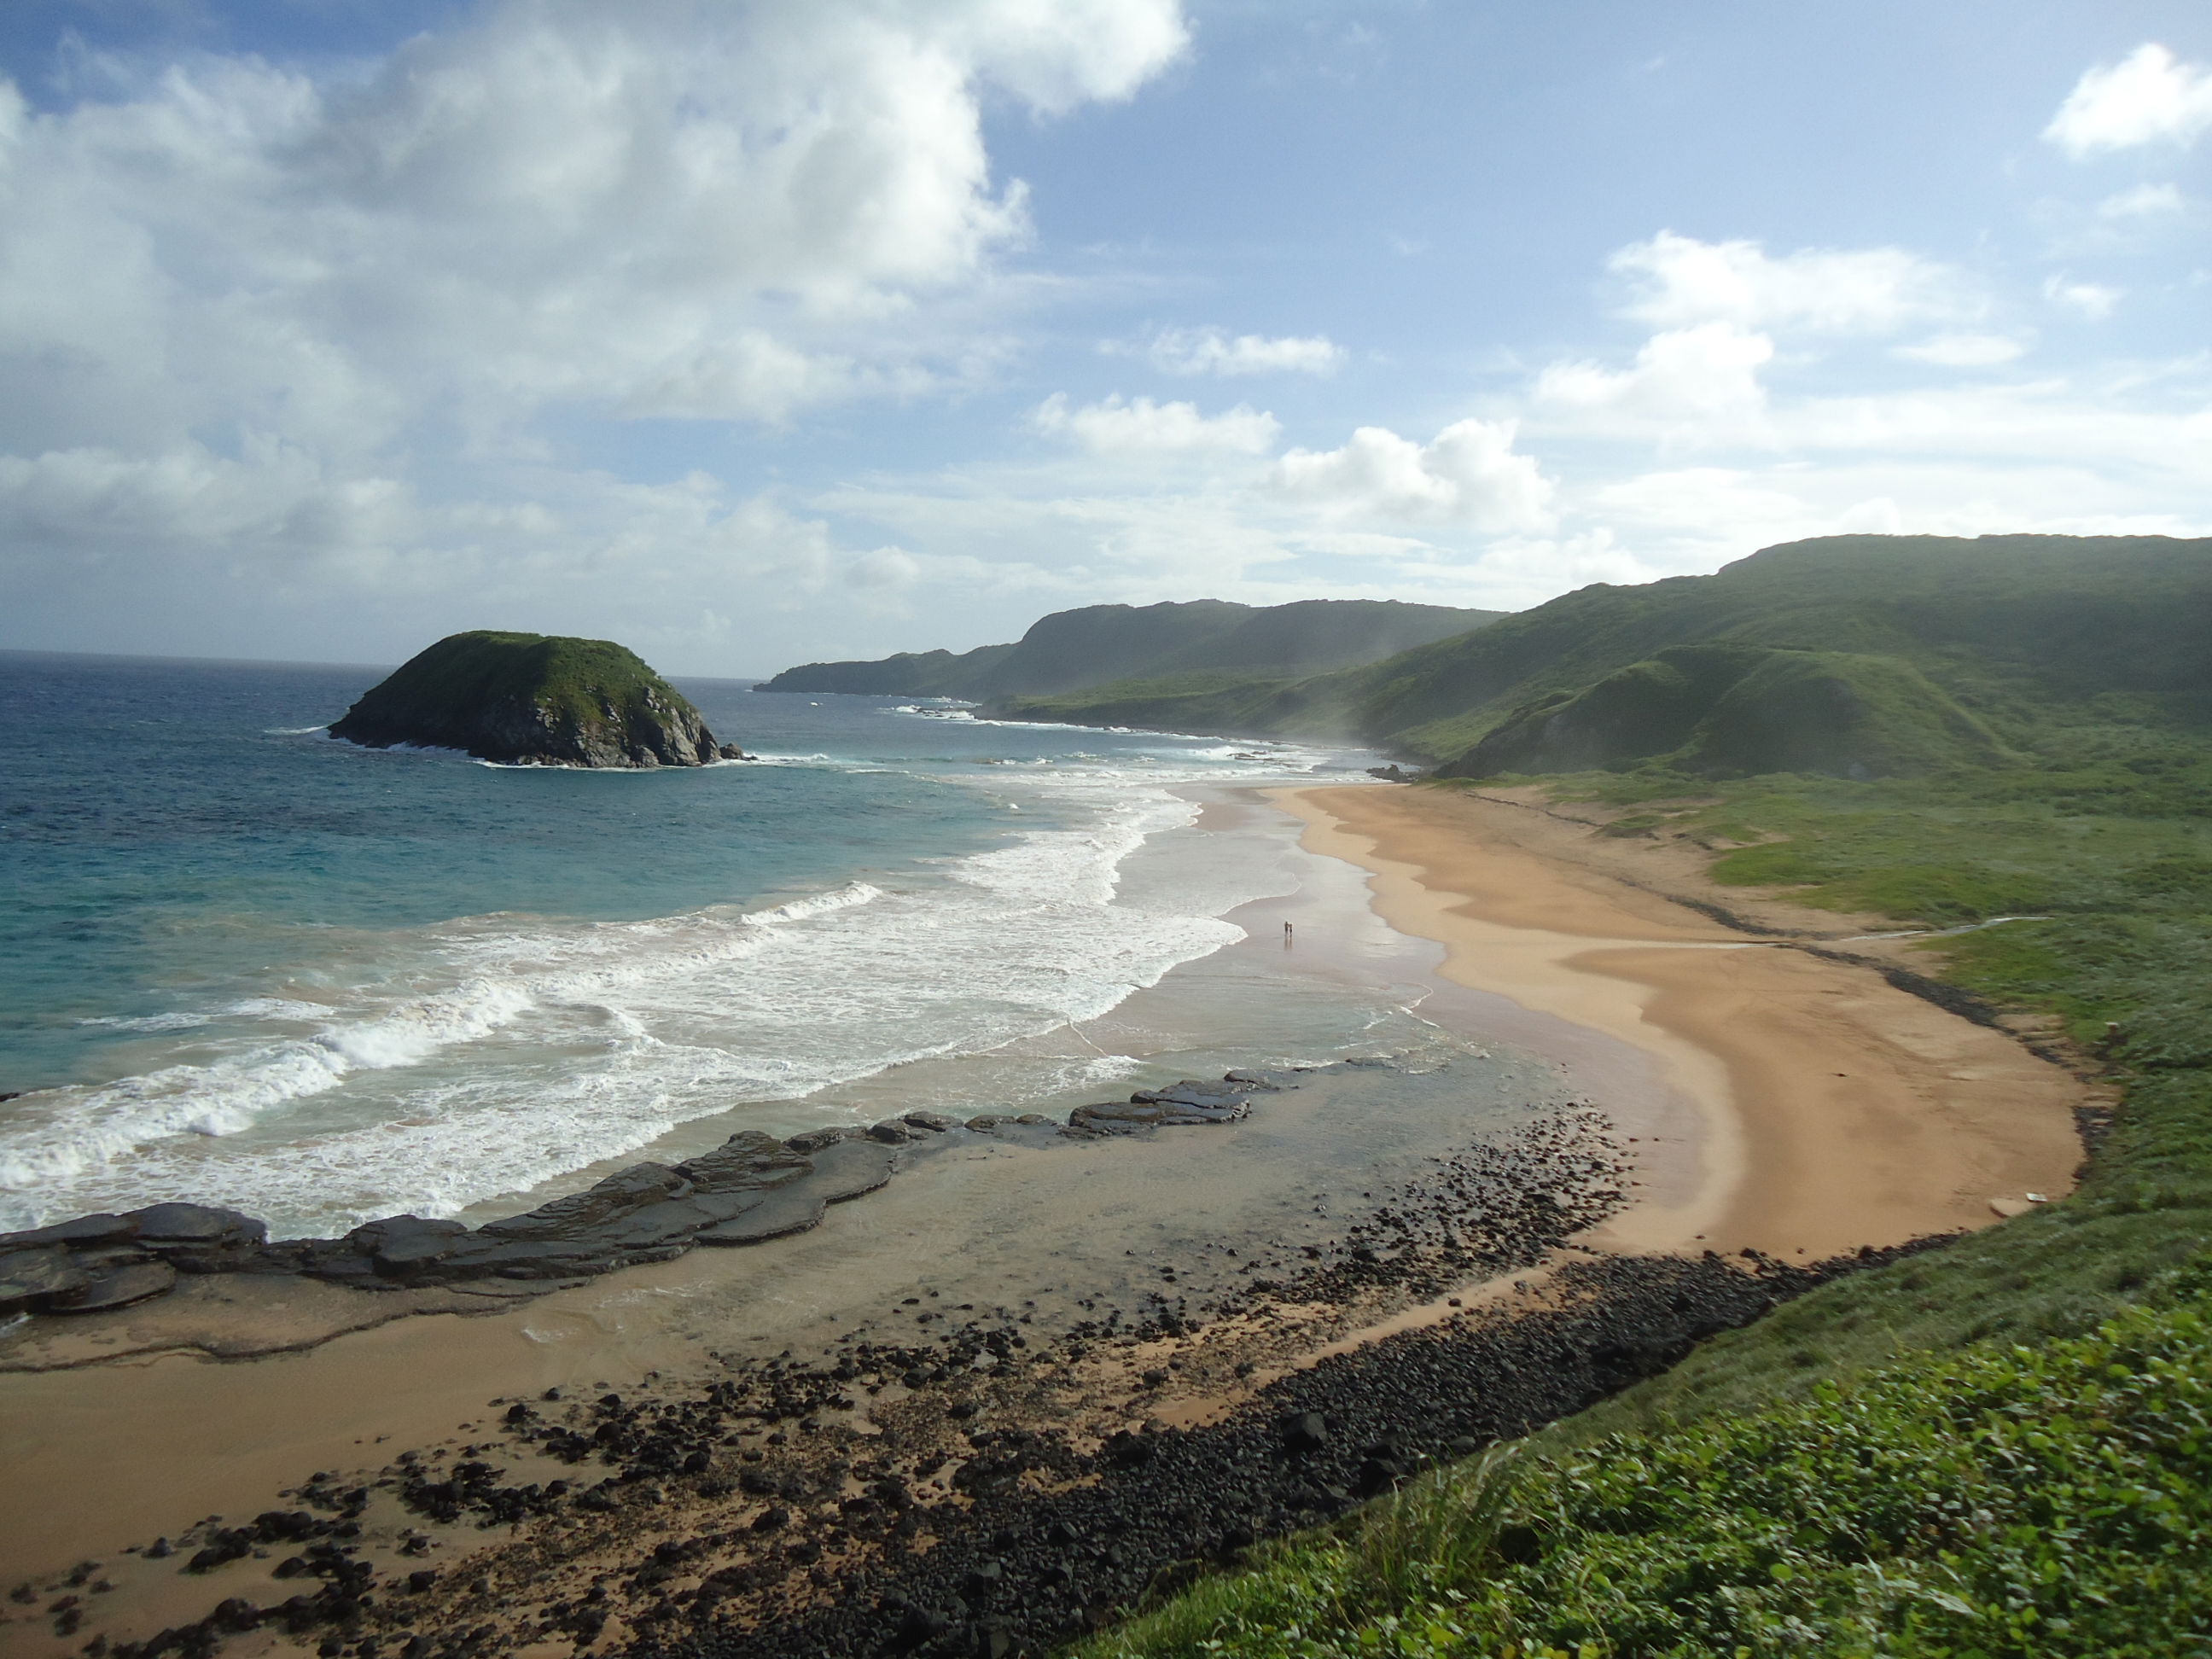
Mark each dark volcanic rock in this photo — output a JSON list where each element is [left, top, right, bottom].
[[0, 1212, 139, 1251], [0, 1069, 1266, 1324], [346, 1216, 471, 1278], [808, 1140, 898, 1203], [128, 1202, 267, 1248], [329, 631, 745, 769], [0, 1245, 90, 1313], [58, 1257, 178, 1313], [678, 1132, 812, 1193], [481, 1165, 694, 1242], [693, 1190, 830, 1246]]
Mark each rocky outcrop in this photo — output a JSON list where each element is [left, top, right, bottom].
[[329, 631, 746, 768], [0, 1071, 1303, 1325]]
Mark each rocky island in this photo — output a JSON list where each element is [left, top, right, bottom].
[[329, 630, 744, 767]]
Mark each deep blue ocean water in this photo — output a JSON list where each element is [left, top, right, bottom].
[[0, 651, 1381, 1233]]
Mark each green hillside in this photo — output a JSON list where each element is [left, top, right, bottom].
[[1445, 643, 2010, 780], [1006, 536, 2212, 765], [756, 598, 1503, 700]]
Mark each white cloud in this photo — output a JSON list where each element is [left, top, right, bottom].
[[1144, 327, 1345, 375], [1272, 418, 1554, 529], [844, 546, 923, 589], [2099, 182, 2187, 218], [1609, 230, 1963, 335], [2044, 276, 2122, 319], [0, 2, 1190, 448], [0, 0, 1192, 663], [2045, 44, 2212, 156], [1890, 333, 2029, 367], [1534, 322, 1773, 439], [1032, 393, 1281, 453]]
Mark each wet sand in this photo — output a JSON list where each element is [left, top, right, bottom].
[[1273, 783, 2088, 1260]]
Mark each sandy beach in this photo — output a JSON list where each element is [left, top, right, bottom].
[[0, 782, 2094, 1659], [1273, 783, 2087, 1260]]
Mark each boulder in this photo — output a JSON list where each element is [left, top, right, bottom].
[[784, 1127, 853, 1155]]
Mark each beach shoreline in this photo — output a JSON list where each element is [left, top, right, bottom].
[[0, 780, 2096, 1659], [1271, 783, 2088, 1261]]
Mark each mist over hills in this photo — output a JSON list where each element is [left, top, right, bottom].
[[755, 599, 1505, 701], [988, 536, 2212, 778]]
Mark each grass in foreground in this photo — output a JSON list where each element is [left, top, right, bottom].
[[1073, 735, 2212, 1656]]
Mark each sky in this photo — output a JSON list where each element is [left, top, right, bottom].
[[0, 1, 2207, 675]]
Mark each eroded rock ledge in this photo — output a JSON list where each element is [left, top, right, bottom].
[[0, 1072, 1284, 1328]]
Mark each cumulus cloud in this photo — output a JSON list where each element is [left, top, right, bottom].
[[1535, 322, 1774, 437], [1032, 393, 1281, 453], [1609, 231, 1963, 335], [0, 0, 1190, 662], [2045, 44, 2212, 156], [0, 0, 1188, 448], [2044, 276, 2122, 319], [2098, 182, 2187, 218], [1272, 419, 1554, 529], [1890, 333, 2030, 367], [1144, 328, 1345, 376]]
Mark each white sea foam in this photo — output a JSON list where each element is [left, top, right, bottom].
[[0, 770, 1283, 1232]]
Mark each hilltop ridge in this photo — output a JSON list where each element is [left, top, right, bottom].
[[991, 535, 2212, 776], [757, 598, 1505, 701]]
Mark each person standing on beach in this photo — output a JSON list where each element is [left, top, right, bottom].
[[1283, 920, 1294, 942]]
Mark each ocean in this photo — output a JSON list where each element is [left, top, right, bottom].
[[0, 650, 1477, 1238]]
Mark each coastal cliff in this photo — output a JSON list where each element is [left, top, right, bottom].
[[329, 631, 743, 767]]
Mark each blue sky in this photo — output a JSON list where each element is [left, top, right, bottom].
[[1, 1, 2206, 673]]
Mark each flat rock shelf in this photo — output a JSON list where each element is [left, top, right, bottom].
[[0, 1072, 1283, 1330]]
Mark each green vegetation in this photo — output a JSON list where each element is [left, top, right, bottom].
[[1074, 683, 2212, 1652], [1447, 643, 2006, 781], [1081, 1287, 2212, 1658], [330, 630, 732, 766], [992, 670, 1301, 733], [343, 631, 676, 730], [1019, 535, 2212, 761], [758, 598, 1502, 701]]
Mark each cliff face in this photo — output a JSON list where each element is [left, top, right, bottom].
[[329, 632, 744, 768]]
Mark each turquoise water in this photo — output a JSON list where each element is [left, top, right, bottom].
[[0, 651, 1391, 1233]]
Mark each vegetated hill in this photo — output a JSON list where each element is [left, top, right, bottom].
[[1447, 643, 2008, 780], [329, 631, 742, 768], [1011, 535, 2211, 771], [756, 598, 1504, 700]]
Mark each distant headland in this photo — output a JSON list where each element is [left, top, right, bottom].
[[329, 630, 745, 768]]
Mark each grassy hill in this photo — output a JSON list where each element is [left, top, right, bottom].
[[998, 536, 2212, 768], [756, 599, 1504, 701], [1446, 643, 2010, 780]]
